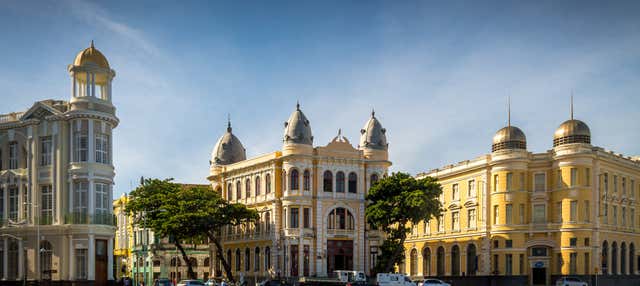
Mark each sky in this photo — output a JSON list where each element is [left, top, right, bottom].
[[1, 0, 639, 197]]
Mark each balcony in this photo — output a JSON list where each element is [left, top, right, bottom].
[[64, 212, 116, 225], [283, 228, 315, 238]]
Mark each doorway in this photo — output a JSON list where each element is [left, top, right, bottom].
[[327, 240, 353, 274], [532, 268, 545, 285], [95, 240, 108, 286]]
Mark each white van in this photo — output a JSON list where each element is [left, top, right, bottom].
[[376, 273, 415, 286]]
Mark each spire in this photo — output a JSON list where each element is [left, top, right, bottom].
[[570, 92, 574, 120], [296, 100, 300, 111], [507, 96, 511, 128], [371, 108, 375, 117], [90, 40, 94, 48], [338, 128, 342, 136], [227, 114, 232, 133]]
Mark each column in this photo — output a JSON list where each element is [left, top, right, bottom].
[[91, 73, 95, 97], [69, 235, 74, 280], [3, 238, 7, 280], [71, 74, 76, 97], [17, 180, 23, 221], [108, 238, 114, 280], [88, 178, 95, 217], [88, 234, 95, 280], [2, 183, 7, 222], [18, 239, 23, 280], [85, 72, 90, 97]]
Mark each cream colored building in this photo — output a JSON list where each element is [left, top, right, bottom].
[[404, 108, 640, 285], [0, 42, 118, 285], [207, 106, 391, 280]]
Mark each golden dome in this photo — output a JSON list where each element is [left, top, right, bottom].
[[492, 126, 526, 152], [553, 119, 591, 147], [73, 41, 110, 69]]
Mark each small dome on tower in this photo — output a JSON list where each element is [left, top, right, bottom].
[[492, 126, 527, 152], [211, 121, 246, 165], [283, 103, 313, 145], [359, 110, 388, 151], [553, 119, 591, 147], [73, 41, 110, 69]]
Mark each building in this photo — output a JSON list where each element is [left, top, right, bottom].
[[114, 194, 132, 280], [206, 105, 391, 282], [404, 105, 640, 285], [0, 42, 118, 285]]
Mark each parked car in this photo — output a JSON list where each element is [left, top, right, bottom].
[[177, 280, 206, 286], [421, 279, 450, 286], [555, 277, 587, 286], [376, 273, 416, 286], [154, 278, 174, 286]]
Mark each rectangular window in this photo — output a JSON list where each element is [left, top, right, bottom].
[[494, 174, 499, 192], [76, 248, 88, 279], [534, 173, 546, 192], [584, 201, 590, 222], [424, 221, 430, 234], [452, 184, 459, 201], [506, 173, 513, 191], [8, 142, 18, 169], [9, 187, 18, 220], [303, 208, 310, 228], [73, 131, 88, 162], [557, 170, 563, 188], [519, 204, 525, 224], [613, 205, 618, 225], [556, 202, 563, 223], [468, 180, 475, 197], [506, 204, 513, 224], [623, 177, 627, 195], [506, 254, 513, 275], [604, 173, 609, 193], [452, 211, 459, 231], [0, 188, 3, 220], [519, 254, 525, 275], [95, 133, 110, 164], [631, 179, 636, 198], [603, 203, 608, 224], [570, 201, 577, 222], [505, 240, 513, 248], [41, 185, 54, 225], [631, 209, 635, 228], [95, 183, 110, 223], [533, 204, 546, 223], [370, 247, 378, 273], [622, 207, 626, 226], [585, 168, 591, 186], [493, 254, 499, 274], [570, 238, 577, 247], [494, 205, 499, 225], [290, 207, 299, 228], [570, 168, 577, 186], [438, 216, 444, 232], [584, 253, 590, 275], [40, 137, 52, 166], [468, 209, 476, 229], [584, 238, 590, 247], [520, 173, 525, 191], [614, 175, 618, 193], [569, 253, 577, 274], [73, 181, 88, 222]]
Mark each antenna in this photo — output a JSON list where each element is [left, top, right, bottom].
[[371, 108, 375, 117], [507, 96, 511, 127], [570, 92, 574, 120], [227, 114, 232, 132], [296, 100, 300, 110]]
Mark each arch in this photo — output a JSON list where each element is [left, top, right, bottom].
[[255, 247, 261, 272], [327, 207, 355, 230], [204, 257, 210, 267], [621, 242, 627, 274], [265, 247, 271, 270], [235, 249, 241, 271], [336, 171, 345, 192], [602, 241, 609, 274], [265, 211, 271, 233], [630, 243, 635, 275], [466, 243, 477, 276], [266, 174, 272, 194], [410, 248, 418, 276], [171, 257, 182, 267], [348, 172, 357, 193], [189, 257, 198, 268], [40, 240, 53, 280], [255, 176, 261, 196], [303, 170, 311, 191], [245, 248, 251, 271], [612, 241, 618, 274], [323, 171, 333, 192], [290, 169, 300, 190], [227, 183, 233, 200], [436, 246, 445, 276], [245, 178, 251, 198], [153, 259, 161, 267], [451, 245, 460, 276], [422, 247, 431, 277], [236, 181, 242, 200]]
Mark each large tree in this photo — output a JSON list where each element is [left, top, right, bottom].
[[365, 172, 442, 274], [126, 178, 258, 282]]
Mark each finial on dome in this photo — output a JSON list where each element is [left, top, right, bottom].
[[338, 128, 342, 136], [570, 92, 574, 120], [227, 114, 232, 132], [296, 100, 301, 111], [507, 96, 511, 127], [90, 40, 94, 48], [371, 108, 375, 117]]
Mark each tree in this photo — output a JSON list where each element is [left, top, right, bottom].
[[126, 178, 258, 282], [365, 172, 442, 274]]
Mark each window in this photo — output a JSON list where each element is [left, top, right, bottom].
[[265, 247, 271, 270], [370, 173, 379, 188], [95, 133, 110, 164], [493, 174, 499, 192], [290, 207, 299, 228], [265, 212, 271, 232], [493, 240, 499, 248], [631, 208, 635, 227], [303, 170, 310, 191], [557, 170, 563, 188], [506, 173, 513, 191], [468, 180, 475, 197], [604, 173, 609, 193], [631, 179, 636, 198], [569, 253, 577, 274], [327, 208, 354, 230], [623, 177, 627, 195], [290, 169, 299, 190], [245, 178, 251, 198], [235, 249, 241, 271], [493, 254, 499, 274], [533, 204, 546, 223], [348, 172, 357, 193], [519, 204, 525, 224], [586, 168, 591, 186], [506, 204, 513, 224], [336, 171, 345, 192], [265, 174, 271, 194], [452, 211, 459, 231], [519, 254, 525, 275], [569, 238, 577, 247], [76, 248, 88, 279], [614, 175, 618, 193], [323, 171, 333, 192], [534, 173, 546, 192], [370, 247, 378, 273], [227, 183, 232, 200], [520, 173, 525, 191], [0, 188, 3, 221], [452, 184, 459, 201], [468, 209, 476, 229], [622, 207, 627, 226], [73, 131, 88, 162], [506, 254, 513, 275], [95, 183, 110, 220], [8, 142, 18, 169], [505, 240, 513, 248], [424, 221, 430, 234], [584, 253, 590, 275], [570, 201, 577, 222], [584, 201, 590, 222], [493, 205, 499, 225], [245, 248, 250, 271], [532, 247, 547, 257], [556, 202, 563, 223], [438, 216, 444, 232], [73, 181, 88, 220], [9, 187, 18, 220], [603, 203, 608, 224], [613, 205, 618, 224], [236, 181, 241, 200], [41, 137, 52, 166], [41, 185, 54, 225], [255, 176, 261, 196], [570, 168, 577, 187], [303, 208, 310, 228]]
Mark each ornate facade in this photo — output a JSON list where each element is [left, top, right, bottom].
[[0, 42, 118, 284], [207, 105, 391, 281], [404, 107, 640, 285]]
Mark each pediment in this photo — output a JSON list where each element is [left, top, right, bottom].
[[448, 202, 462, 210], [20, 102, 61, 121], [464, 199, 478, 208]]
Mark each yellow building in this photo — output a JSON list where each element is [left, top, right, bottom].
[[114, 194, 132, 280], [207, 105, 391, 281], [404, 108, 640, 285]]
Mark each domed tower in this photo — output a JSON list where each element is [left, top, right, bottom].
[[553, 99, 591, 147], [358, 110, 389, 160], [491, 99, 527, 153], [68, 41, 116, 111], [209, 119, 246, 190], [282, 102, 314, 155]]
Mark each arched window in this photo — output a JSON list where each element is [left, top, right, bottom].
[[621, 242, 627, 274], [290, 169, 299, 190], [255, 176, 261, 196], [266, 174, 271, 194], [466, 244, 477, 275], [204, 257, 210, 267], [348, 172, 357, 193], [171, 257, 181, 267], [451, 245, 460, 276], [226, 250, 232, 271], [245, 248, 251, 271], [236, 181, 242, 200], [612, 242, 618, 274], [323, 171, 333, 192], [40, 240, 53, 280], [436, 246, 445, 276], [422, 247, 431, 277], [327, 208, 355, 230], [227, 183, 233, 201], [630, 243, 635, 274], [255, 247, 261, 272], [235, 249, 241, 271], [245, 178, 251, 198], [265, 247, 271, 270], [265, 212, 271, 233], [410, 249, 418, 276], [336, 172, 345, 192], [602, 241, 609, 274], [303, 170, 311, 191], [190, 257, 198, 268]]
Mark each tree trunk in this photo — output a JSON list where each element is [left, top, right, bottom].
[[384, 232, 407, 274], [208, 232, 236, 283], [175, 241, 197, 279]]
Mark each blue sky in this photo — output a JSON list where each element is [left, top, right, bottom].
[[1, 0, 639, 196]]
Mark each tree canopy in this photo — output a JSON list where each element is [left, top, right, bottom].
[[365, 172, 442, 273]]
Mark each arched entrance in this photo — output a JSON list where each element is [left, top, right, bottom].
[[602, 241, 609, 274], [326, 207, 355, 274], [621, 242, 627, 275], [436, 247, 445, 276], [422, 248, 431, 277], [451, 245, 460, 276], [630, 243, 635, 275], [410, 249, 418, 276], [466, 244, 477, 276], [40, 241, 53, 281], [612, 242, 618, 274]]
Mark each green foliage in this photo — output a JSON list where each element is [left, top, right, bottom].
[[365, 172, 442, 273]]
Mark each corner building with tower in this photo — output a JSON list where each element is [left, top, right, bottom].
[[207, 105, 391, 281], [404, 108, 640, 285], [0, 43, 118, 285]]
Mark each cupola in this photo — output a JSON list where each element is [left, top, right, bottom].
[[359, 109, 388, 151], [211, 119, 246, 165], [553, 96, 591, 147], [283, 102, 313, 145], [491, 98, 527, 152]]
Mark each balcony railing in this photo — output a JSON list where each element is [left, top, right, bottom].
[[39, 215, 54, 225], [64, 212, 116, 225]]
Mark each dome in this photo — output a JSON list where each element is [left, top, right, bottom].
[[492, 126, 526, 152], [211, 122, 246, 165], [359, 110, 388, 151], [73, 41, 110, 69], [283, 103, 313, 145], [553, 119, 591, 147]]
